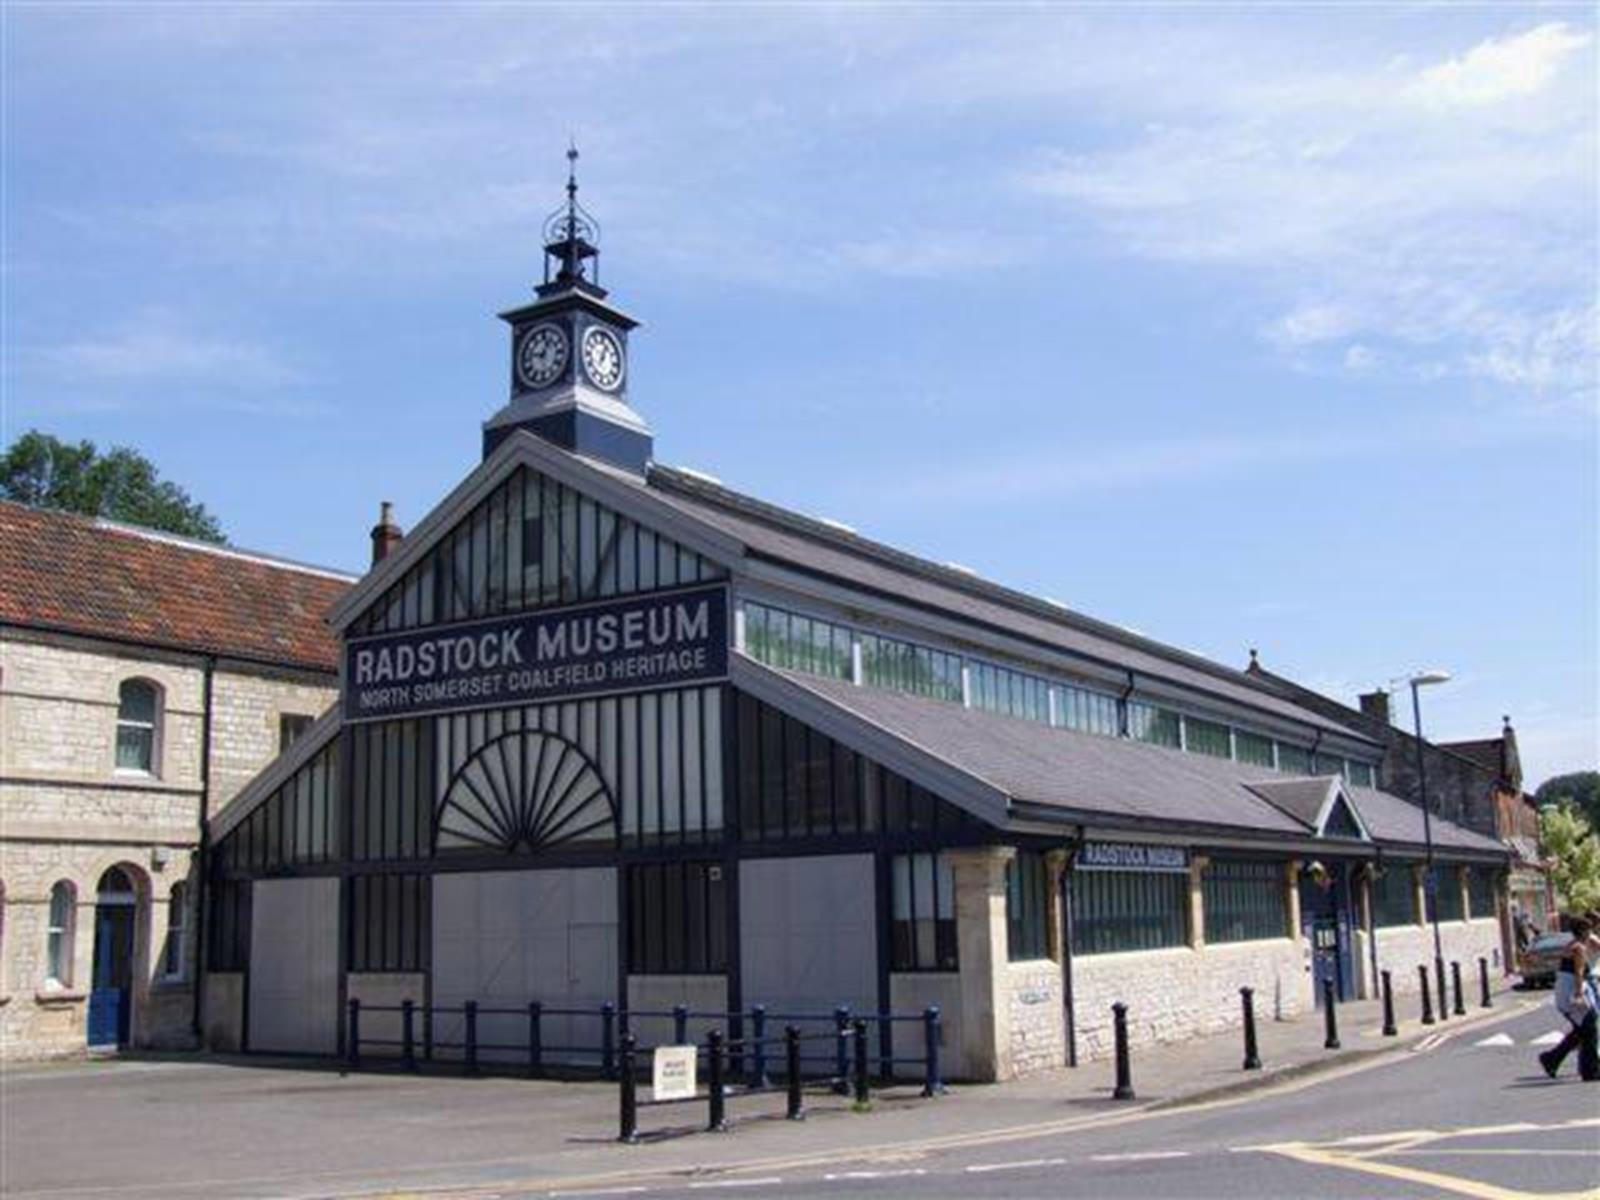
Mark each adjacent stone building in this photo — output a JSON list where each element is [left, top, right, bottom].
[[0, 502, 351, 1059]]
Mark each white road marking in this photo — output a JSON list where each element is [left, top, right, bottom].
[[964, 1158, 1068, 1173], [1089, 1151, 1191, 1163], [551, 1189, 649, 1199], [822, 1169, 928, 1181], [1531, 1030, 1564, 1046], [1472, 1033, 1514, 1047], [687, 1180, 785, 1190]]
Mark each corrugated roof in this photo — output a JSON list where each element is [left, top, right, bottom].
[[0, 501, 351, 672], [756, 662, 1502, 855], [645, 467, 1371, 743]]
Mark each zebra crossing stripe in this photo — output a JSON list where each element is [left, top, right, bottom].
[[1472, 1033, 1514, 1047]]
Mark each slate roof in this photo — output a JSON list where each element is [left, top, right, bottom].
[[1439, 737, 1504, 776], [1245, 777, 1342, 830], [754, 660, 1503, 856], [0, 501, 353, 673], [645, 466, 1370, 743]]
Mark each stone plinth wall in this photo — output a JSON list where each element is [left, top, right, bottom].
[[203, 972, 245, 1051], [890, 972, 963, 1080], [1071, 937, 1307, 1062], [1007, 960, 1065, 1076], [626, 974, 728, 1048], [1371, 918, 1503, 998], [348, 972, 427, 1057]]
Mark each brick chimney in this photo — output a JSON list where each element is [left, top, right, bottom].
[[370, 501, 403, 566], [1358, 690, 1391, 726]]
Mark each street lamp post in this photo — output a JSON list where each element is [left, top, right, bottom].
[[1408, 670, 1451, 1018]]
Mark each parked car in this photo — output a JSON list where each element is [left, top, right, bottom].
[[1517, 931, 1574, 988]]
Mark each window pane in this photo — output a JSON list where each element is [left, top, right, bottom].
[[118, 681, 156, 723]]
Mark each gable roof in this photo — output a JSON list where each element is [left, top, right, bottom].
[[736, 656, 1503, 857], [1246, 777, 1371, 841], [0, 501, 352, 673]]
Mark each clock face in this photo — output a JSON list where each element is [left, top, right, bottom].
[[516, 323, 569, 389], [581, 326, 625, 392]]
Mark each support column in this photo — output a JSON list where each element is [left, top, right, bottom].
[[1412, 865, 1427, 929], [946, 846, 1016, 1083], [1286, 860, 1307, 1015], [1188, 855, 1209, 950]]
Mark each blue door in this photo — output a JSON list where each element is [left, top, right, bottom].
[[89, 890, 135, 1048], [1300, 862, 1355, 1004]]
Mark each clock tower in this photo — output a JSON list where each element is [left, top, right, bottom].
[[483, 147, 652, 472]]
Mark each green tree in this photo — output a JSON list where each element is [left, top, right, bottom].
[[1536, 770, 1600, 829], [0, 431, 224, 543], [1539, 803, 1600, 914]]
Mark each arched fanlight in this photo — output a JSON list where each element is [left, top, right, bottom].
[[435, 730, 616, 853]]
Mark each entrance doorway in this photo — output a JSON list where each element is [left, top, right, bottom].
[[89, 867, 139, 1048], [1300, 860, 1355, 1005]]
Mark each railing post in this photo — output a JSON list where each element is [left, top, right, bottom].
[[424, 1001, 434, 1062], [750, 1004, 769, 1087], [1434, 956, 1448, 1021], [601, 1002, 617, 1081], [707, 1028, 728, 1132], [402, 999, 417, 1072], [1479, 956, 1492, 1008], [785, 1025, 804, 1120], [851, 1018, 870, 1108], [618, 1032, 639, 1144], [347, 998, 362, 1071], [464, 1000, 479, 1075], [1419, 965, 1435, 1025], [1111, 1002, 1134, 1101], [922, 1006, 944, 1096], [528, 1001, 543, 1078], [1322, 978, 1340, 1049], [1240, 986, 1261, 1070], [673, 1003, 689, 1046], [1451, 961, 1465, 1016], [1381, 970, 1397, 1036], [833, 1005, 851, 1095]]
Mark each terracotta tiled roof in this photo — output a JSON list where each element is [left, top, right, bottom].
[[0, 501, 353, 673]]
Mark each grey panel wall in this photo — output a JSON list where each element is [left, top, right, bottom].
[[740, 855, 877, 1015], [248, 877, 340, 1055], [432, 868, 617, 1063]]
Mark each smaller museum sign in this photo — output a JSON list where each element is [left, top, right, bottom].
[[652, 1045, 697, 1101], [1077, 841, 1189, 873], [343, 583, 729, 723]]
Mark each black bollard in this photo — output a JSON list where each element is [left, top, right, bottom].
[[852, 1018, 870, 1107], [601, 1002, 617, 1080], [1451, 961, 1465, 1016], [833, 1006, 851, 1095], [528, 1001, 543, 1077], [922, 1006, 944, 1097], [1111, 1002, 1135, 1100], [785, 1025, 805, 1120], [1240, 986, 1261, 1070], [751, 1004, 769, 1087], [618, 1032, 639, 1144], [1479, 956, 1492, 1008], [402, 999, 417, 1072], [707, 1028, 729, 1132], [347, 998, 362, 1071], [1322, 978, 1341, 1049], [464, 1000, 479, 1075], [1434, 957, 1448, 1021], [1380, 970, 1397, 1037], [1419, 965, 1435, 1025], [673, 1003, 689, 1046]]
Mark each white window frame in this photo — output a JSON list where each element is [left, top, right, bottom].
[[114, 678, 163, 777], [45, 880, 76, 988]]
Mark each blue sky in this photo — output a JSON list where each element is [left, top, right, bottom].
[[4, 5, 1595, 785]]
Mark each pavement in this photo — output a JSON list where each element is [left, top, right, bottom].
[[0, 981, 1565, 1200]]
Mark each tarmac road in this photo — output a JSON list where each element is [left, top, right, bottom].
[[583, 1003, 1599, 1200]]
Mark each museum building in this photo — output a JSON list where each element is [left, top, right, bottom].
[[204, 169, 1508, 1080]]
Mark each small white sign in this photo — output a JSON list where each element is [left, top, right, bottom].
[[653, 1045, 697, 1101]]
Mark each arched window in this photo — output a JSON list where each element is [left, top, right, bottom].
[[46, 881, 76, 987], [116, 680, 161, 774], [162, 881, 188, 979]]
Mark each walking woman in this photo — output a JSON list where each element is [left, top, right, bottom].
[[1539, 915, 1599, 1081]]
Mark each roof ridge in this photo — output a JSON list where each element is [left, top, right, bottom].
[[649, 463, 1294, 701]]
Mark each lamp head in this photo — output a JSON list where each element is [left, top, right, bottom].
[[1409, 670, 1451, 688]]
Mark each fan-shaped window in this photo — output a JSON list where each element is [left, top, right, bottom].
[[116, 680, 161, 774], [436, 731, 616, 853], [46, 881, 76, 986]]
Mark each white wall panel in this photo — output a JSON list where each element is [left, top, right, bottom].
[[248, 877, 340, 1055], [740, 855, 877, 1016]]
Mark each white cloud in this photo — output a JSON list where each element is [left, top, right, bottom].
[[1409, 22, 1593, 108], [33, 308, 304, 390]]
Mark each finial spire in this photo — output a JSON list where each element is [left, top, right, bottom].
[[540, 142, 602, 295]]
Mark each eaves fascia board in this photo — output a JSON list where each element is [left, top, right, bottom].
[[729, 655, 1011, 829], [1004, 799, 1343, 855], [327, 432, 748, 633]]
